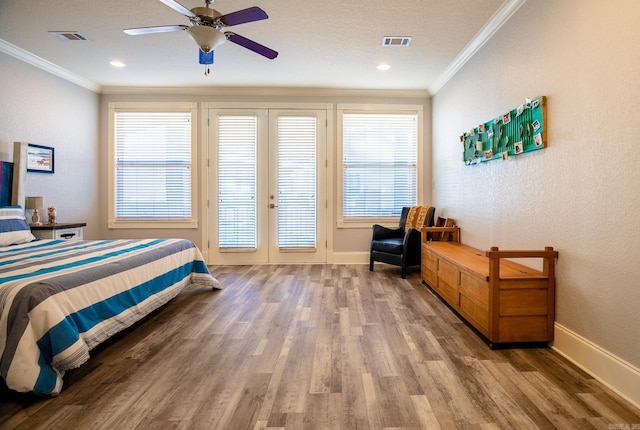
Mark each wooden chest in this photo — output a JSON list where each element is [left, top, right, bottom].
[[420, 229, 558, 347]]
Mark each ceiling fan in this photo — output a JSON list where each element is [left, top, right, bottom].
[[124, 0, 278, 68]]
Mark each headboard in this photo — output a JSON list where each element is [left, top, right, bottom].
[[0, 161, 13, 206], [0, 142, 27, 208], [12, 142, 27, 208]]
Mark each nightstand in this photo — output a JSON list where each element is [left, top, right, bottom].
[[30, 222, 86, 240]]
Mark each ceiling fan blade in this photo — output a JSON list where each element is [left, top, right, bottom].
[[217, 7, 268, 26], [225, 32, 278, 59], [124, 25, 188, 35], [158, 0, 196, 18]]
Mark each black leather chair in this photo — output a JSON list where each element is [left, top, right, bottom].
[[369, 206, 435, 278]]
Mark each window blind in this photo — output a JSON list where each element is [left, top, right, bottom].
[[217, 115, 258, 249], [114, 111, 192, 220], [342, 113, 417, 218], [277, 116, 317, 250]]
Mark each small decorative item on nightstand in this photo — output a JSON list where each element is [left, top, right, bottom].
[[47, 206, 57, 224], [25, 196, 44, 226]]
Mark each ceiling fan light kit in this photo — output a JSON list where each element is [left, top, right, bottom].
[[186, 25, 226, 53], [123, 0, 278, 71]]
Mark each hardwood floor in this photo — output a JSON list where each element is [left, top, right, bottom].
[[1, 264, 639, 429]]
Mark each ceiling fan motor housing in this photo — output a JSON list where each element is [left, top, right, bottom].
[[191, 6, 222, 25]]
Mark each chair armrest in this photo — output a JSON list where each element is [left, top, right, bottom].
[[372, 224, 405, 240], [403, 228, 422, 249]]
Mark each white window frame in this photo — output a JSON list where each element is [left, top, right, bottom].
[[336, 103, 423, 228], [107, 101, 198, 229]]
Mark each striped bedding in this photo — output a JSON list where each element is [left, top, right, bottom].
[[0, 238, 219, 395]]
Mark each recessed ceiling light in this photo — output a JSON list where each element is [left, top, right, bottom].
[[376, 64, 391, 71], [110, 60, 126, 68]]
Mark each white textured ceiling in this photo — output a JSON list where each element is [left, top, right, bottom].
[[0, 0, 510, 93]]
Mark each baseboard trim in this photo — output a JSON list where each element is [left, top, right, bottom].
[[329, 251, 369, 265], [552, 323, 640, 409]]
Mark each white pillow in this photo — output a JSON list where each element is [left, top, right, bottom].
[[0, 206, 36, 246]]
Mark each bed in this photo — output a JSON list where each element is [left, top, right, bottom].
[[0, 146, 220, 396]]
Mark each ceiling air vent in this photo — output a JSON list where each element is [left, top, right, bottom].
[[382, 36, 411, 47], [49, 31, 90, 41]]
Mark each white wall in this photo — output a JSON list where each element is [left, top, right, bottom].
[[0, 52, 100, 238], [432, 0, 640, 401]]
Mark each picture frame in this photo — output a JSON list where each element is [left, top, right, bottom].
[[27, 144, 55, 174]]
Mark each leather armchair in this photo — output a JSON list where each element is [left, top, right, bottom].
[[369, 206, 435, 278]]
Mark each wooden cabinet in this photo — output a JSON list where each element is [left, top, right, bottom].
[[421, 227, 558, 347], [31, 222, 86, 240]]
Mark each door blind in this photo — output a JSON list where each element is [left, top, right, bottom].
[[277, 116, 317, 250], [217, 115, 257, 249]]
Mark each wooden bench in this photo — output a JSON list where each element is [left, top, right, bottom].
[[421, 226, 558, 347]]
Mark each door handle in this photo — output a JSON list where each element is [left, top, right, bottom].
[[269, 203, 278, 209]]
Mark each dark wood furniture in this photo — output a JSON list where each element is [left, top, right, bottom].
[[421, 226, 558, 347]]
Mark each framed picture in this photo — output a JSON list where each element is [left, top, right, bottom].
[[27, 144, 55, 174]]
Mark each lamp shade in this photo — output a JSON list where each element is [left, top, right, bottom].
[[186, 26, 226, 53], [25, 196, 44, 210]]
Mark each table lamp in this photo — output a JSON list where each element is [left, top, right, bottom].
[[25, 196, 44, 226]]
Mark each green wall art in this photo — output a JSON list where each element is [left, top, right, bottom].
[[461, 96, 546, 165]]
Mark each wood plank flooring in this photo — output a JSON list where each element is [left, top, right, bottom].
[[1, 264, 639, 429]]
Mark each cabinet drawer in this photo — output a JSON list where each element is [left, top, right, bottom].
[[422, 248, 437, 270], [499, 289, 548, 316], [421, 249, 438, 286], [438, 259, 459, 306], [439, 279, 459, 307], [459, 294, 489, 335], [422, 265, 437, 287], [460, 272, 488, 307], [54, 228, 83, 240], [438, 259, 459, 289], [497, 316, 550, 343], [420, 245, 438, 288]]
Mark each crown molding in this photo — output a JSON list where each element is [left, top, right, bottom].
[[0, 38, 102, 93], [99, 85, 430, 98], [428, 0, 527, 95]]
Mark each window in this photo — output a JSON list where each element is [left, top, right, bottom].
[[108, 102, 198, 228], [337, 104, 422, 226]]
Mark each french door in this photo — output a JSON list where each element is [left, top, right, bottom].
[[207, 108, 327, 264]]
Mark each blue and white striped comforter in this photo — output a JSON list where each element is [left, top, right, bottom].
[[0, 238, 219, 395]]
